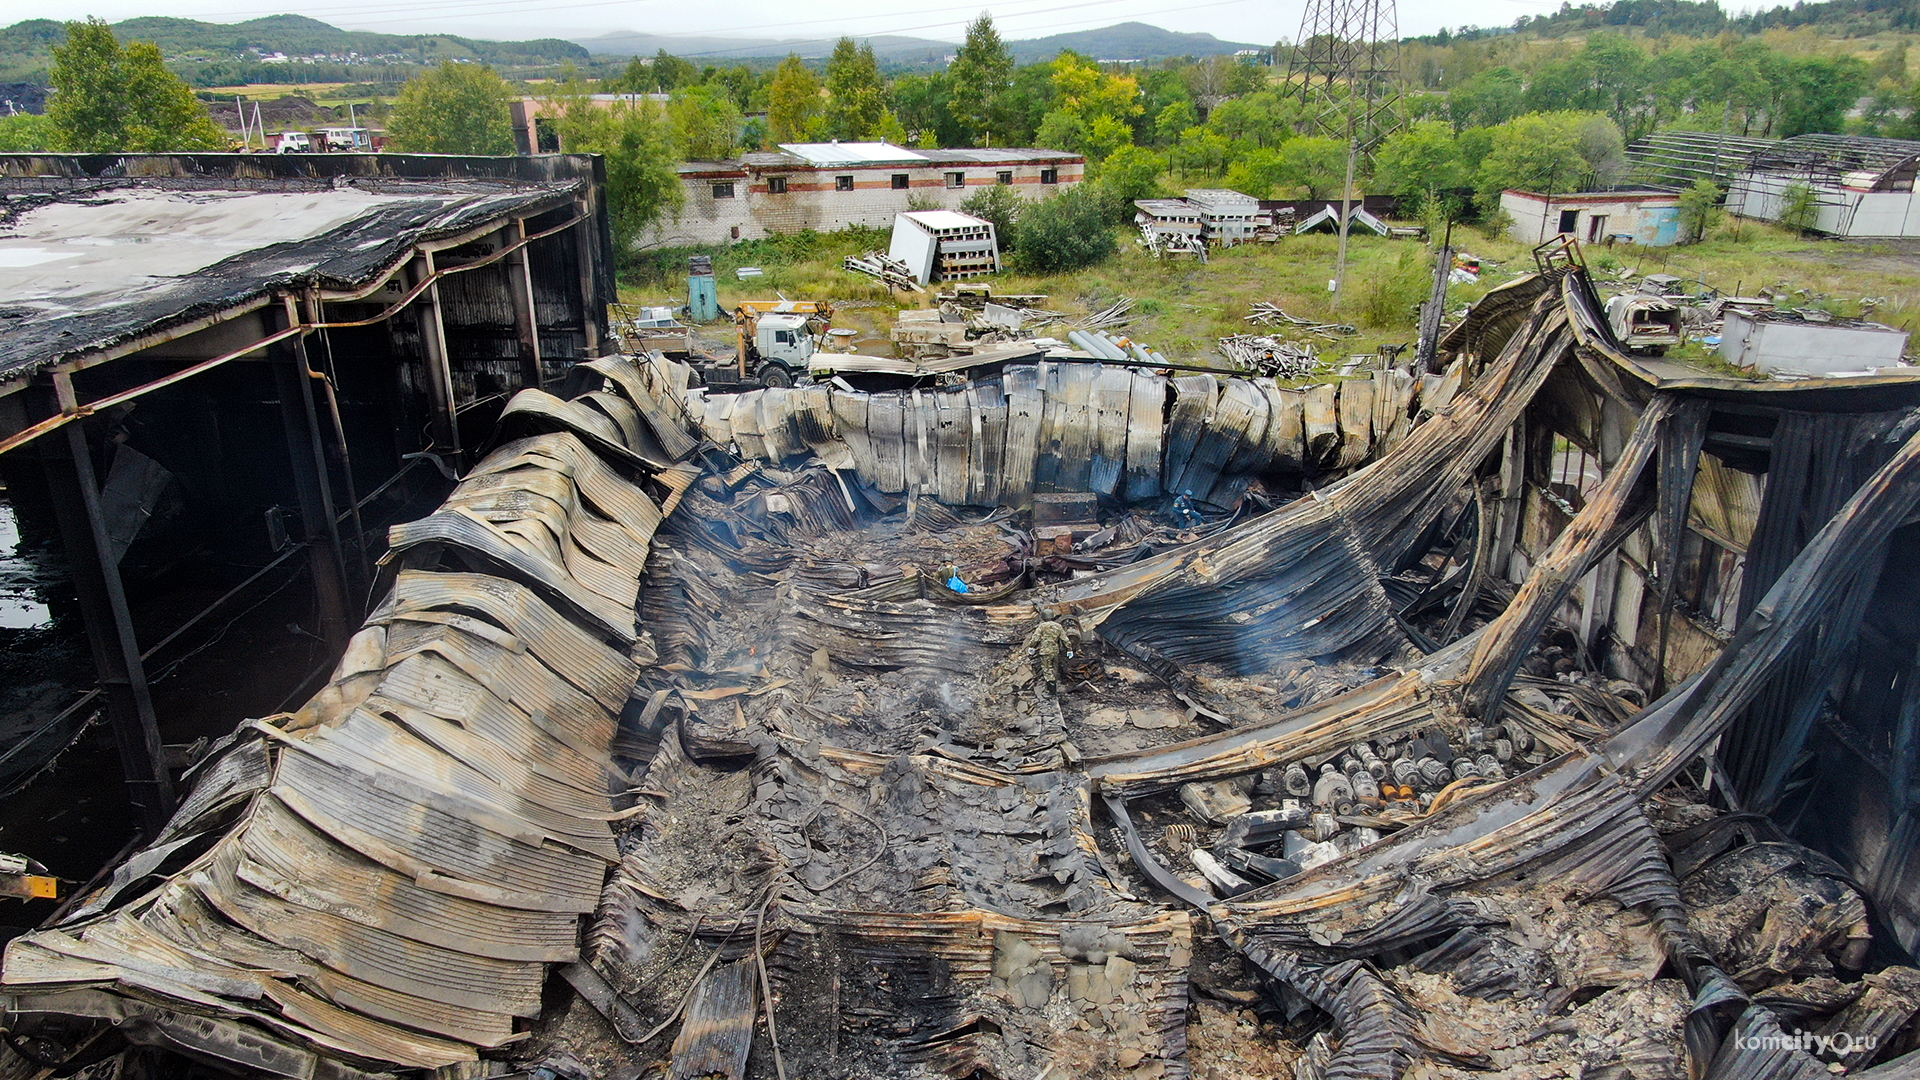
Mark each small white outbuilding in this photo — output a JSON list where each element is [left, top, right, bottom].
[[887, 210, 1000, 286]]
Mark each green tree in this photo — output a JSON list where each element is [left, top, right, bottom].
[[948, 14, 1016, 146], [767, 55, 821, 145], [1473, 112, 1621, 210], [1778, 181, 1820, 235], [1447, 66, 1524, 130], [891, 72, 959, 147], [1153, 99, 1197, 148], [1010, 187, 1117, 274], [1093, 144, 1165, 206], [650, 50, 698, 93], [960, 183, 1024, 249], [825, 38, 887, 141], [386, 61, 514, 154], [1373, 121, 1466, 205], [1222, 147, 1288, 198], [1206, 90, 1292, 149], [0, 112, 56, 151], [1677, 178, 1723, 243], [1175, 125, 1231, 177], [669, 85, 740, 160], [47, 19, 228, 152], [1779, 56, 1869, 137], [545, 87, 682, 254], [1278, 136, 1346, 199]]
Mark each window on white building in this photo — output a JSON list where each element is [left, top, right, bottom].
[[891, 174, 909, 190], [836, 175, 854, 191], [767, 176, 788, 194], [712, 182, 734, 198], [1040, 168, 1058, 184], [946, 172, 965, 188], [997, 171, 1013, 185]]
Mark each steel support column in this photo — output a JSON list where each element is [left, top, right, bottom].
[[573, 195, 604, 358], [504, 219, 545, 390], [40, 425, 173, 836], [269, 306, 353, 649], [409, 253, 461, 454]]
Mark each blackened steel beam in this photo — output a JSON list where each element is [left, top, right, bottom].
[[410, 253, 461, 455], [269, 305, 353, 649], [504, 219, 545, 390], [574, 194, 605, 358], [41, 424, 174, 835]]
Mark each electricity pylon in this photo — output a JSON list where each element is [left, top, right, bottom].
[[1288, 0, 1403, 308]]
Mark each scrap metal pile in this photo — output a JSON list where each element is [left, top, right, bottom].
[[4, 271, 1919, 1080]]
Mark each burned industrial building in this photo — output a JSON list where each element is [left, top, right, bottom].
[[0, 155, 1915, 1080]]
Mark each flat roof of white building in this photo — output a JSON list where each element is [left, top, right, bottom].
[[778, 142, 929, 166]]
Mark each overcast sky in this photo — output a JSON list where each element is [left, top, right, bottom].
[[3, 0, 1582, 48]]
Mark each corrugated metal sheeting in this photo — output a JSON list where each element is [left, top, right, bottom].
[[692, 362, 1426, 509], [1, 355, 698, 1075]]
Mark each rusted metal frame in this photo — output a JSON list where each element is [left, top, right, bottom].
[[0, 203, 580, 414], [0, 328, 305, 458], [309, 211, 586, 329], [308, 200, 585, 306], [0, 215, 581, 459], [1462, 395, 1677, 720], [410, 251, 461, 456], [269, 302, 355, 648], [503, 218, 546, 392], [39, 424, 175, 836]]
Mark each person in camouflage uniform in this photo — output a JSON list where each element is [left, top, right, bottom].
[[1024, 618, 1074, 696]]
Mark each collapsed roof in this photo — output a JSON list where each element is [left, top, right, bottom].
[[1, 266, 1917, 1080]]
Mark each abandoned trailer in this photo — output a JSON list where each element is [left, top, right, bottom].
[[0, 161, 1914, 1080]]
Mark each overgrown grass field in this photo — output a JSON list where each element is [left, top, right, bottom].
[[619, 217, 1920, 369]]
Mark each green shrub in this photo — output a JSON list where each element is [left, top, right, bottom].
[[1009, 187, 1120, 275], [1356, 247, 1431, 329]]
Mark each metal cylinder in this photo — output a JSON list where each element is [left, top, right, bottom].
[[1283, 761, 1312, 797], [1312, 763, 1353, 811]]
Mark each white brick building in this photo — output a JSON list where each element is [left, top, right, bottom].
[[643, 142, 1084, 247]]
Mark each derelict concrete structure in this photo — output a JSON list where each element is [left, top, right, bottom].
[[0, 153, 617, 835]]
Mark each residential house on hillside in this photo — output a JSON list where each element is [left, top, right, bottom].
[[643, 141, 1084, 246], [1725, 133, 1920, 238]]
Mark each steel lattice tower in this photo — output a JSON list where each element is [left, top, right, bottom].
[[1288, 0, 1403, 305], [1289, 0, 1402, 148]]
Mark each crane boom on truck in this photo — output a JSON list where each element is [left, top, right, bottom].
[[730, 300, 834, 388]]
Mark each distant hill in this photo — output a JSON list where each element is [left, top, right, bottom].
[[1007, 22, 1266, 63], [574, 21, 1266, 65], [575, 30, 954, 64], [1429, 0, 1919, 41], [0, 13, 586, 83]]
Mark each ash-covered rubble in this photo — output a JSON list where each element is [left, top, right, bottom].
[[5, 266, 1920, 1080]]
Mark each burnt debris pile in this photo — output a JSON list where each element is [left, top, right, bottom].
[[5, 268, 1920, 1080]]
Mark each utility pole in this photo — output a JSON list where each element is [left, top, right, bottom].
[[1290, 0, 1402, 310]]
